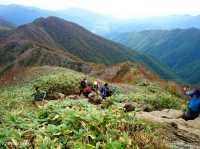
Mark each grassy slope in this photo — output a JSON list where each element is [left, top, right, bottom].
[[0, 66, 182, 148]]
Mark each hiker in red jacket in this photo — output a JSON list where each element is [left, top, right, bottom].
[[83, 85, 92, 97]]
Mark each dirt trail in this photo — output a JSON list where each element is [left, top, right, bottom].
[[136, 109, 200, 149]]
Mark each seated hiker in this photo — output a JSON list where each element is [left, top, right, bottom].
[[79, 78, 87, 96], [83, 85, 92, 97], [32, 87, 46, 101], [100, 83, 112, 99], [32, 87, 46, 107], [93, 80, 101, 92], [181, 87, 200, 121]]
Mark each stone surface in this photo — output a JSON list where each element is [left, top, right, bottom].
[[136, 109, 200, 149]]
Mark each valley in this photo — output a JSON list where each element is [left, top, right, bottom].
[[108, 29, 200, 84], [0, 3, 200, 149]]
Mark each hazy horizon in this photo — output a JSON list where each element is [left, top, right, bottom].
[[1, 0, 200, 19]]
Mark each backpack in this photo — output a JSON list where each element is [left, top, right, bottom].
[[34, 91, 46, 101], [100, 86, 110, 97], [83, 86, 92, 94]]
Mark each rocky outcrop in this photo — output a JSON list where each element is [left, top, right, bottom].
[[136, 109, 200, 149]]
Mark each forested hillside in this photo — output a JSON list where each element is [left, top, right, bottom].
[[108, 28, 200, 84]]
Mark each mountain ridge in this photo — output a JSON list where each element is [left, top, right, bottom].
[[2, 4, 200, 35], [0, 17, 15, 30], [0, 16, 178, 81], [108, 28, 200, 84]]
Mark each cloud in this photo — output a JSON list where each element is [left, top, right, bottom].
[[1, 0, 200, 18]]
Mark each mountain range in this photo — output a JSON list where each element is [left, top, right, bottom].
[[0, 4, 116, 34], [1, 4, 200, 84], [0, 16, 177, 81], [0, 17, 15, 31], [2, 5, 200, 35], [108, 15, 200, 34], [108, 28, 200, 84]]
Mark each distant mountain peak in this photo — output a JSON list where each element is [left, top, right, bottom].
[[32, 16, 79, 27], [34, 16, 63, 22]]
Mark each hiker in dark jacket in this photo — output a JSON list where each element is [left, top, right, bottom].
[[32, 87, 46, 101], [79, 78, 87, 96], [32, 87, 46, 107], [182, 87, 200, 121], [100, 83, 111, 99]]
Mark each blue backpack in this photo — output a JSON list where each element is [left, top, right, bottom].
[[187, 88, 200, 112]]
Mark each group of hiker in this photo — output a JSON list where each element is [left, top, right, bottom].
[[32, 78, 200, 121], [32, 78, 112, 107], [79, 78, 112, 99]]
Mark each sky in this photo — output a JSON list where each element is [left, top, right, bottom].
[[1, 0, 200, 18]]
